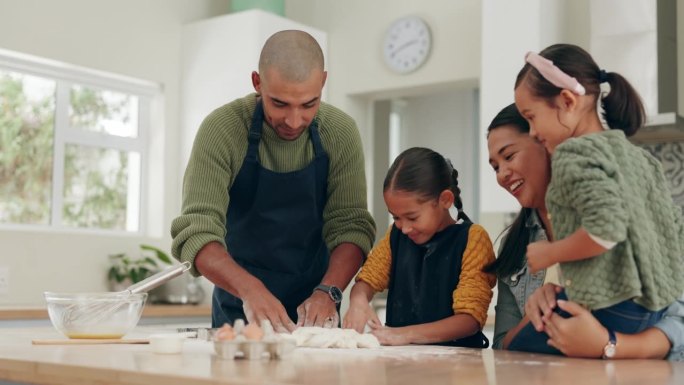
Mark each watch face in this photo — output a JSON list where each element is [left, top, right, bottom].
[[383, 16, 432, 74], [603, 344, 616, 358], [330, 286, 343, 303]]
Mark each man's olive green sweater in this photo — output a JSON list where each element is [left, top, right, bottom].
[[547, 130, 684, 311], [171, 94, 376, 275]]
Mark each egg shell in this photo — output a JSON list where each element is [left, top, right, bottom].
[[216, 324, 235, 341], [242, 323, 264, 341]]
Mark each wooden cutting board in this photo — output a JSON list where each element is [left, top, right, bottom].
[[32, 338, 149, 345]]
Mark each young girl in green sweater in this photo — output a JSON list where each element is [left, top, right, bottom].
[[509, 43, 684, 355]]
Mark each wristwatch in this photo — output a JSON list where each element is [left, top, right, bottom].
[[602, 328, 617, 359], [314, 284, 343, 304]]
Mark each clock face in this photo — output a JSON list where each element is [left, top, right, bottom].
[[383, 16, 432, 74]]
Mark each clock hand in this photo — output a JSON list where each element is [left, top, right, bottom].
[[391, 39, 419, 56]]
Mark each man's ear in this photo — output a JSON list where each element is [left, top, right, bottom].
[[251, 71, 261, 93], [439, 189, 455, 209], [321, 71, 328, 88]]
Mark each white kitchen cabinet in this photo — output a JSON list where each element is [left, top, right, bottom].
[[180, 9, 327, 171]]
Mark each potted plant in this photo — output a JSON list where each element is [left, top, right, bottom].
[[107, 244, 205, 304], [107, 244, 173, 291]]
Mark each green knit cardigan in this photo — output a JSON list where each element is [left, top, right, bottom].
[[547, 130, 684, 310], [171, 94, 376, 276]]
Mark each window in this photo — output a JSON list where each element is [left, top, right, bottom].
[[0, 49, 159, 233]]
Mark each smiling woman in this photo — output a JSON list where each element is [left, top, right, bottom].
[[485, 104, 555, 350], [486, 103, 684, 361], [487, 107, 550, 212]]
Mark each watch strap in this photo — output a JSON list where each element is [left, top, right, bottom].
[[602, 328, 617, 359], [314, 284, 331, 291], [314, 284, 342, 304]]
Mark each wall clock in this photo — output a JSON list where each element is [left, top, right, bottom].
[[383, 16, 432, 74]]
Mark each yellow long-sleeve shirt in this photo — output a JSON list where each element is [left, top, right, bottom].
[[357, 224, 496, 328]]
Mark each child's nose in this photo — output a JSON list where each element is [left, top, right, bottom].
[[529, 126, 540, 140]]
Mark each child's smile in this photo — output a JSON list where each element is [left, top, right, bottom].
[[384, 189, 454, 245]]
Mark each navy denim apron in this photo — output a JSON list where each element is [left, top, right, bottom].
[[385, 222, 489, 348], [211, 100, 330, 327]]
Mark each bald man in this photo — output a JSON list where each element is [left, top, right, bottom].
[[172, 30, 376, 332]]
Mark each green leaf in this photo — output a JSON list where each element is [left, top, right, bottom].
[[108, 253, 125, 263], [107, 268, 117, 282], [140, 244, 173, 264], [142, 256, 159, 267], [139, 270, 148, 282], [130, 269, 141, 283]]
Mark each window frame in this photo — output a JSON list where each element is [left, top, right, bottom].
[[0, 48, 161, 235]]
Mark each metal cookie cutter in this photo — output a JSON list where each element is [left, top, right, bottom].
[[176, 327, 217, 341]]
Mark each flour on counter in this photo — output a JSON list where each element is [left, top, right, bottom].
[[290, 327, 380, 349]]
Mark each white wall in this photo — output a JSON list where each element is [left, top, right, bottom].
[[680, 1, 684, 117], [180, 10, 327, 172], [479, 0, 590, 215], [286, 1, 481, 99], [396, 89, 479, 218], [479, 0, 542, 215], [0, 0, 611, 307], [284, 0, 587, 226], [0, 0, 230, 305], [285, 0, 482, 217]]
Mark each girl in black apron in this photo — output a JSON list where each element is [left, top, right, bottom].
[[343, 147, 496, 348]]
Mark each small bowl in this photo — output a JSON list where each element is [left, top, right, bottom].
[[150, 334, 185, 354], [44, 292, 147, 339]]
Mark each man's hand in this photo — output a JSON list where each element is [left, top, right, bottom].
[[296, 290, 339, 328], [545, 300, 607, 358], [526, 240, 556, 274], [241, 283, 296, 333], [343, 300, 380, 333], [524, 283, 563, 332]]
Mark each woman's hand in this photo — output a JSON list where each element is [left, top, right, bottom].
[[524, 283, 563, 332], [544, 300, 607, 358], [526, 240, 556, 273], [342, 300, 380, 333]]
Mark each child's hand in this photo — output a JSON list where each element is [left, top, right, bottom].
[[369, 325, 411, 346], [524, 283, 563, 332], [527, 240, 555, 274], [342, 301, 380, 333]]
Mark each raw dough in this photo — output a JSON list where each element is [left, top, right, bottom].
[[290, 327, 380, 349]]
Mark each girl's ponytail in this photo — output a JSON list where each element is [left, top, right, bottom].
[[449, 167, 471, 223], [517, 44, 647, 136], [601, 71, 645, 136]]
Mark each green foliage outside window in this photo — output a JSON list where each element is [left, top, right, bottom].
[[0, 73, 54, 224], [0, 71, 137, 230]]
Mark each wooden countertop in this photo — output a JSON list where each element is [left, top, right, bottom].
[[0, 326, 681, 385], [0, 304, 211, 320]]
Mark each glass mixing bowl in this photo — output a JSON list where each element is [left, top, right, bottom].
[[44, 292, 147, 339]]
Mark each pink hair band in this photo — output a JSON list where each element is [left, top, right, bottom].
[[525, 51, 586, 96]]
